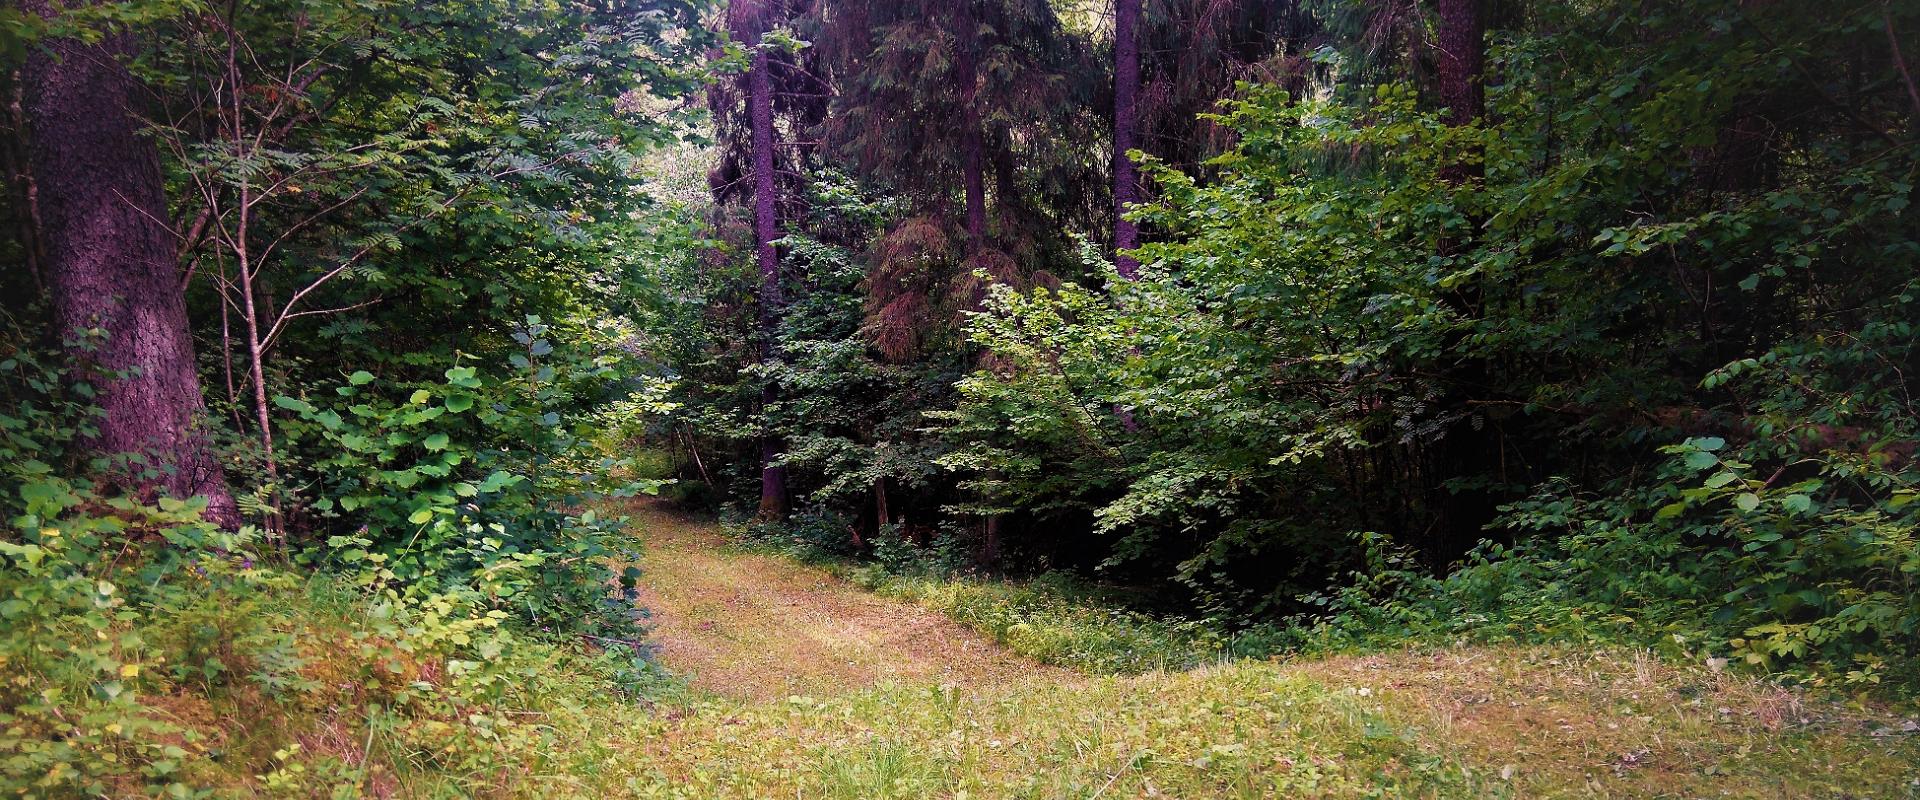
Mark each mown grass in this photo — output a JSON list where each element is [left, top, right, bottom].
[[537, 642, 1920, 799]]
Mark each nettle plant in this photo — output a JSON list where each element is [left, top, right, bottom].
[[274, 315, 669, 642]]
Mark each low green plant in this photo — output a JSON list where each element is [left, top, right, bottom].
[[1297, 426, 1920, 692], [276, 315, 671, 643]]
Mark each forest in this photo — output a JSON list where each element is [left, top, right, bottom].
[[2, 0, 1919, 796]]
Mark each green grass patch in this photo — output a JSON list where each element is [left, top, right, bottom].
[[852, 568, 1231, 674], [562, 642, 1920, 799]]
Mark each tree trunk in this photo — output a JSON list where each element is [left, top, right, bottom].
[[961, 115, 987, 252], [956, 4, 988, 254], [23, 1, 239, 527], [1429, 0, 1496, 560], [1434, 0, 1485, 184], [1112, 0, 1142, 279], [750, 43, 789, 520], [236, 249, 282, 535]]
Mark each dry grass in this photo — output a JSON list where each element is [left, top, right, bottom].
[[1289, 645, 1919, 798], [628, 502, 1075, 701]]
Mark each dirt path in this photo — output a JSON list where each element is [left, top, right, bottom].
[[625, 501, 1072, 701]]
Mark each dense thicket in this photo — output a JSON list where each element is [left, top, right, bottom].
[[0, 1, 709, 790], [671, 0, 1919, 682]]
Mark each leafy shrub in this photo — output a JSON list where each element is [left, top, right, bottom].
[[0, 476, 672, 796], [1300, 426, 1920, 689], [865, 523, 972, 579], [938, 0, 1920, 688], [275, 316, 668, 642]]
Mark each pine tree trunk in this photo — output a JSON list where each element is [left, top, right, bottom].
[[956, 3, 988, 253], [1112, 0, 1142, 279], [1434, 0, 1485, 183], [23, 1, 239, 527], [750, 43, 789, 520], [963, 121, 986, 251]]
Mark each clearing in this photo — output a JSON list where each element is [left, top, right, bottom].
[[564, 503, 1920, 799]]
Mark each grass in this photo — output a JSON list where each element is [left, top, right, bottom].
[[538, 642, 1920, 799], [853, 568, 1231, 674], [19, 501, 1917, 797], [565, 503, 1920, 799]]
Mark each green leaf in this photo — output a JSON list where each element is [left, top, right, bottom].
[[348, 370, 376, 386], [478, 470, 520, 493], [273, 395, 316, 414], [422, 433, 450, 451], [1734, 492, 1760, 512], [407, 508, 433, 525], [444, 393, 474, 413], [445, 366, 483, 389], [409, 389, 432, 405]]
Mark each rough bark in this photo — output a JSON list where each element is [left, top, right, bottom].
[[23, 1, 239, 526], [962, 121, 987, 251], [1112, 0, 1142, 280], [1434, 0, 1485, 184], [750, 42, 790, 519]]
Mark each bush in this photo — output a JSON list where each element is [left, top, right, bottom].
[[0, 482, 672, 796], [275, 316, 669, 642], [1299, 427, 1920, 691]]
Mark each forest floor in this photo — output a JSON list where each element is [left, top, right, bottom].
[[575, 502, 1920, 799]]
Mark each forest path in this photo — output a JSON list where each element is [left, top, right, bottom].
[[591, 501, 1920, 799], [623, 500, 1073, 701]]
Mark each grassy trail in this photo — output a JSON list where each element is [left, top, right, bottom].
[[564, 504, 1920, 799], [627, 501, 1075, 700]]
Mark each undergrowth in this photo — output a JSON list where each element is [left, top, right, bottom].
[[0, 486, 677, 797], [730, 481, 1920, 699]]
